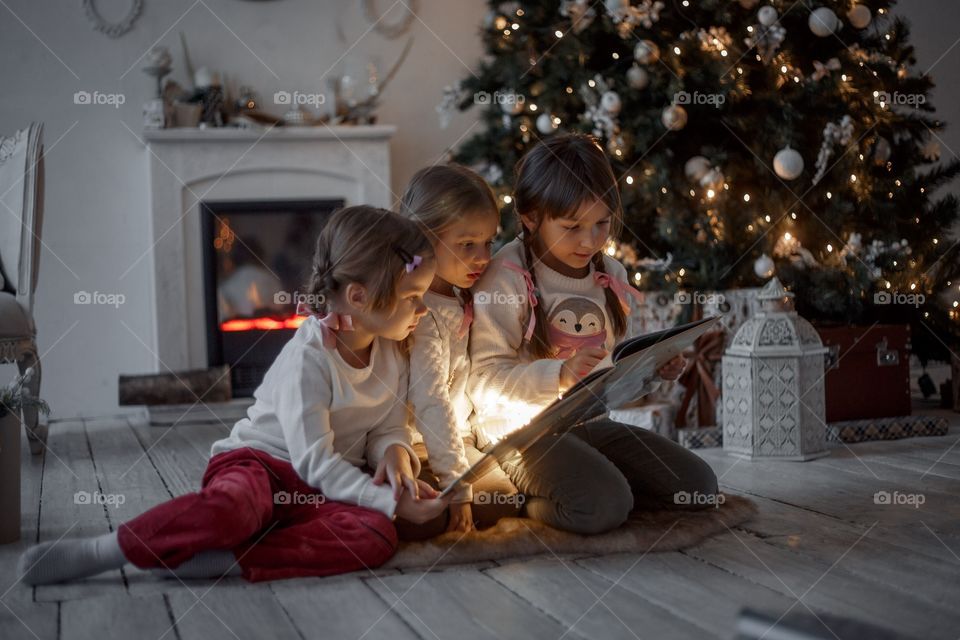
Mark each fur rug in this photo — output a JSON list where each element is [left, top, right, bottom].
[[386, 494, 756, 570]]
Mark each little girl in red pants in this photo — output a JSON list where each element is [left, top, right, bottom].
[[19, 206, 450, 584]]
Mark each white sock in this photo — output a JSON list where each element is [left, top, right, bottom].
[[18, 531, 127, 585], [150, 550, 242, 580]]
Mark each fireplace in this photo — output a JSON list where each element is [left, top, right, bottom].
[[143, 125, 395, 385], [201, 198, 343, 396]]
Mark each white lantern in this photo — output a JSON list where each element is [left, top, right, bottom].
[[721, 278, 829, 461]]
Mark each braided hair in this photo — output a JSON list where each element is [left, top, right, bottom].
[[513, 133, 628, 359]]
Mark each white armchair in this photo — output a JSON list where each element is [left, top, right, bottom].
[[0, 122, 45, 455]]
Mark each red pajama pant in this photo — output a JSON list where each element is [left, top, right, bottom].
[[117, 447, 398, 582]]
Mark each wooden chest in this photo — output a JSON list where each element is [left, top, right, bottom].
[[816, 324, 911, 422]]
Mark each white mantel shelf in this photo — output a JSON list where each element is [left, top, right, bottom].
[[143, 124, 397, 143]]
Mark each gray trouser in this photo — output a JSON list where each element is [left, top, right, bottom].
[[491, 418, 719, 535]]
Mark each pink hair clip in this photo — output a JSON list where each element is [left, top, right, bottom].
[[394, 245, 423, 273]]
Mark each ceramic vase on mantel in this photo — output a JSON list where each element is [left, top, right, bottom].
[[721, 278, 830, 461], [0, 410, 22, 543]]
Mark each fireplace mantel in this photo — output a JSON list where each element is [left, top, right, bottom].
[[143, 124, 395, 373], [143, 124, 397, 143]]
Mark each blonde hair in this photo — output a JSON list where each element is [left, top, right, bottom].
[[304, 205, 434, 315], [514, 133, 627, 359]]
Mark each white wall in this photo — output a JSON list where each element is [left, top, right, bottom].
[[0, 0, 487, 418], [0, 1, 956, 418]]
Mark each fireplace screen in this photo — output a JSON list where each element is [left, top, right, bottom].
[[201, 199, 343, 396]]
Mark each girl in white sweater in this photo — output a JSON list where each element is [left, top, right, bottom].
[[20, 206, 450, 585], [469, 134, 719, 535], [399, 164, 520, 535]]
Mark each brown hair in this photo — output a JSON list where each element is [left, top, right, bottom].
[[304, 205, 434, 316], [513, 133, 627, 359]]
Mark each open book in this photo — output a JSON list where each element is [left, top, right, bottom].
[[439, 315, 722, 498]]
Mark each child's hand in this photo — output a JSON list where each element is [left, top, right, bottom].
[[657, 355, 687, 381], [446, 502, 475, 533], [373, 444, 420, 500], [395, 490, 451, 524], [560, 347, 608, 390]]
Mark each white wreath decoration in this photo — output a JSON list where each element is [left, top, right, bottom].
[[83, 0, 144, 39], [361, 0, 418, 39]]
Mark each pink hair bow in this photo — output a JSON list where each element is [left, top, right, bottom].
[[503, 261, 539, 341], [296, 301, 354, 349], [405, 254, 423, 273], [594, 272, 644, 314]]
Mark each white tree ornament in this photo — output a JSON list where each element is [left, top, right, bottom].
[[809, 7, 839, 37], [847, 4, 872, 29], [627, 65, 649, 89], [773, 146, 804, 180], [757, 5, 778, 27], [633, 40, 660, 65]]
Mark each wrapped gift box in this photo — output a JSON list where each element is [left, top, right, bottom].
[[826, 415, 948, 443], [676, 426, 723, 449]]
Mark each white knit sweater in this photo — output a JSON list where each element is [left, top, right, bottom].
[[408, 290, 474, 503], [212, 316, 419, 518], [468, 238, 635, 442]]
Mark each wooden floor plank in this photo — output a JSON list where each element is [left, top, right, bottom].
[[576, 552, 834, 640], [831, 449, 960, 480], [813, 446, 960, 497], [686, 531, 960, 638], [82, 418, 191, 598], [34, 420, 126, 602], [271, 574, 419, 640], [488, 555, 719, 640], [128, 421, 214, 497], [755, 525, 960, 609], [169, 584, 302, 640], [61, 593, 172, 640], [367, 567, 586, 640], [697, 448, 960, 532], [0, 600, 58, 640], [730, 490, 960, 561]]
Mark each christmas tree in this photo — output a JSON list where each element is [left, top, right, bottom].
[[442, 0, 960, 362]]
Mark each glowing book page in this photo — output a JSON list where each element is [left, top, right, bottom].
[[440, 316, 722, 496]]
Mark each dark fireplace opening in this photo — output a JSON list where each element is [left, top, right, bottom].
[[201, 198, 343, 397]]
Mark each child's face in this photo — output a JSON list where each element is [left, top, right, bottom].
[[360, 260, 436, 341], [432, 211, 499, 291], [523, 198, 612, 271]]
